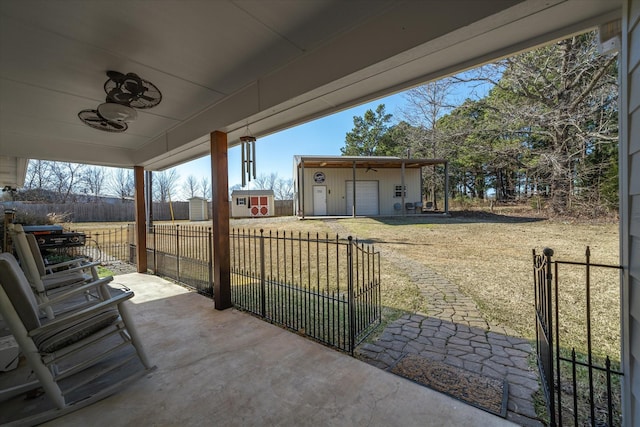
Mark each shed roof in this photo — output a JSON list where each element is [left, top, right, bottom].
[[231, 190, 275, 197]]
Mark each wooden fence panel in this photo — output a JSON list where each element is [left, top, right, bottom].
[[9, 201, 189, 222], [8, 199, 292, 222], [274, 200, 293, 216]]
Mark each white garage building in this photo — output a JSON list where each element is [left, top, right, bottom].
[[293, 155, 448, 218]]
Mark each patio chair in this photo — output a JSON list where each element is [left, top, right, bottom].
[[405, 202, 416, 214], [8, 224, 108, 318], [0, 252, 152, 416], [26, 232, 99, 279]]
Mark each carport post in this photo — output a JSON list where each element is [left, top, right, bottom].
[[134, 166, 147, 273], [444, 161, 449, 215], [300, 160, 305, 218], [352, 161, 356, 217], [401, 161, 406, 215], [211, 131, 232, 310]]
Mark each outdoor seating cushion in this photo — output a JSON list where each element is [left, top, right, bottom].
[[33, 309, 120, 353]]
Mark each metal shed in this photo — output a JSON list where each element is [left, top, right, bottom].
[[293, 155, 448, 218], [188, 197, 209, 221]]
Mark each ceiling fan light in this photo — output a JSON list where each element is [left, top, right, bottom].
[[97, 102, 138, 122]]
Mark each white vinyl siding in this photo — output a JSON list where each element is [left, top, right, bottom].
[[622, 1, 640, 423]]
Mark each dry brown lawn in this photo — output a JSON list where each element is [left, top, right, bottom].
[[67, 213, 620, 360], [335, 213, 620, 361]]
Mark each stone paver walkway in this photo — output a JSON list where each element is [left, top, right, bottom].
[[323, 220, 543, 427]]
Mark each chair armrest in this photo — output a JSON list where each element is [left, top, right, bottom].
[[42, 261, 100, 279], [44, 257, 91, 272], [29, 290, 134, 337], [38, 276, 114, 308]]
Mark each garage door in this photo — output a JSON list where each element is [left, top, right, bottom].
[[346, 181, 379, 215]]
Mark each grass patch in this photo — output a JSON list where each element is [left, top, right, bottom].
[[96, 265, 115, 278]]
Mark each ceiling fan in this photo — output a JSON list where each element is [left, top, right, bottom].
[[78, 71, 162, 133]]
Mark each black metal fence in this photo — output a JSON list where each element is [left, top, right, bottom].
[[146, 224, 213, 297], [122, 224, 381, 353], [533, 247, 623, 427], [65, 225, 134, 267], [230, 228, 381, 353]]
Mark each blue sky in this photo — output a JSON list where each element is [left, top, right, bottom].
[[171, 75, 492, 197], [173, 92, 408, 192]]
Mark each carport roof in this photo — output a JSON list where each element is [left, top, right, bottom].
[[295, 155, 445, 169]]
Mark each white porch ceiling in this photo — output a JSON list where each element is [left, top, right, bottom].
[[0, 0, 621, 187]]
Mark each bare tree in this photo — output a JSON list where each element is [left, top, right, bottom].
[[252, 173, 278, 190], [21, 160, 54, 200], [200, 177, 211, 200], [229, 183, 242, 199], [182, 175, 199, 199], [153, 169, 180, 202], [82, 166, 107, 201], [49, 162, 85, 203], [107, 168, 134, 200], [401, 78, 458, 208], [273, 178, 293, 200]]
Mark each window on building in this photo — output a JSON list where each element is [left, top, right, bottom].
[[394, 185, 406, 198], [237, 197, 246, 205]]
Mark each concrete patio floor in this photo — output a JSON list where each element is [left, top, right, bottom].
[[0, 273, 517, 426]]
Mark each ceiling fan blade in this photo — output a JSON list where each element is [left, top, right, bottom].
[[109, 121, 126, 130], [124, 80, 142, 94], [108, 88, 133, 104], [106, 70, 126, 82]]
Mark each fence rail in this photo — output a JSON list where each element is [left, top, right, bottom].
[[230, 228, 381, 353], [533, 247, 623, 427]]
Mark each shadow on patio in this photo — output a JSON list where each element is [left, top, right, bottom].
[[1, 273, 516, 426]]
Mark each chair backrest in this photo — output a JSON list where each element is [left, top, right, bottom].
[[7, 224, 42, 287], [0, 252, 41, 331], [26, 233, 48, 276]]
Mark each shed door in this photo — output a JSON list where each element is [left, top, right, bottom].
[[250, 196, 269, 216], [346, 181, 379, 215], [313, 186, 327, 215]]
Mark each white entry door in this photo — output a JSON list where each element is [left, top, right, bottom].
[[313, 185, 327, 215], [346, 181, 379, 215]]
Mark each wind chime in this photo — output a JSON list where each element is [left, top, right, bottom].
[[240, 134, 256, 187]]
